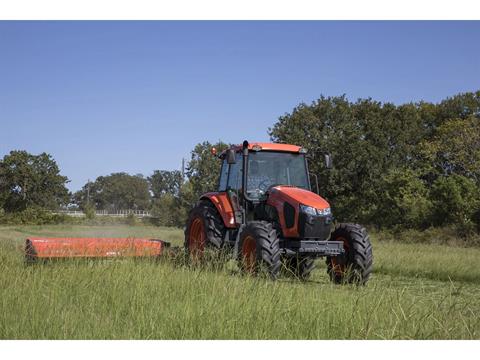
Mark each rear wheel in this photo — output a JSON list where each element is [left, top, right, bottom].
[[284, 256, 315, 280], [184, 200, 226, 262], [326, 223, 373, 285], [237, 221, 281, 279]]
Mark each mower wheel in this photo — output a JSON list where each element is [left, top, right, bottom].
[[326, 223, 373, 285], [284, 256, 315, 280], [184, 200, 226, 261], [237, 221, 281, 279]]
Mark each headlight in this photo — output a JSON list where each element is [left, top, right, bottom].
[[299, 204, 317, 216], [317, 207, 331, 216], [299, 204, 331, 216]]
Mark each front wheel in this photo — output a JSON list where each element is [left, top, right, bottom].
[[326, 223, 373, 285], [237, 221, 281, 279]]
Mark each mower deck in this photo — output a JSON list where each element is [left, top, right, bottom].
[[25, 237, 170, 263]]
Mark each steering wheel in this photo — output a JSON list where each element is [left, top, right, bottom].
[[257, 179, 272, 193], [266, 183, 283, 191]]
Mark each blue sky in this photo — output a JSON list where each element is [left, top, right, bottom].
[[1, 21, 479, 192]]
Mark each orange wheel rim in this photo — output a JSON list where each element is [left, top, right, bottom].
[[189, 217, 205, 259], [331, 236, 349, 276], [241, 235, 256, 273]]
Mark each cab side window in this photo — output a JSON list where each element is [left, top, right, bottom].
[[218, 159, 229, 191], [227, 153, 243, 191]]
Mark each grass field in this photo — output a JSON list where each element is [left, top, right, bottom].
[[1, 224, 479, 339]]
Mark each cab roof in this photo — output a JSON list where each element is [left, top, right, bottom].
[[220, 142, 303, 157]]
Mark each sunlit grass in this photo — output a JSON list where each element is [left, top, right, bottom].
[[0, 225, 479, 339]]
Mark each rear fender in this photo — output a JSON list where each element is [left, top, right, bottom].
[[200, 192, 237, 228]]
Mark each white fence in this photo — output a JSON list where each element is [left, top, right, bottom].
[[54, 210, 152, 218]]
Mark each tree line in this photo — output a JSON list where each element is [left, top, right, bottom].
[[0, 142, 229, 228], [270, 91, 480, 235], [1, 90, 479, 235]]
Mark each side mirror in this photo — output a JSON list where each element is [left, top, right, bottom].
[[227, 149, 236, 164], [324, 153, 333, 169]]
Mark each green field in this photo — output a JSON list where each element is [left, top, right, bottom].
[[1, 224, 479, 339]]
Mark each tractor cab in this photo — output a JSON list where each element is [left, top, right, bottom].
[[219, 143, 311, 200], [217, 141, 332, 231]]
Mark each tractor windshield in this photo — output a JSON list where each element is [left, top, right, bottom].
[[247, 151, 309, 198]]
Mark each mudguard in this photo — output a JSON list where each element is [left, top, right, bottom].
[[200, 192, 237, 228]]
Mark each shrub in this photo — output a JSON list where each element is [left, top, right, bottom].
[[125, 213, 138, 226], [371, 226, 480, 247], [83, 204, 96, 220], [376, 168, 432, 228], [429, 175, 480, 231], [150, 194, 185, 228], [0, 207, 67, 225]]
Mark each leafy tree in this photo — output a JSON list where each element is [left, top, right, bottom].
[[148, 170, 183, 199], [270, 96, 427, 223], [269, 91, 480, 229], [376, 168, 432, 229], [74, 173, 150, 211], [429, 175, 480, 229], [150, 194, 182, 227], [186, 141, 229, 199], [419, 116, 480, 183], [436, 91, 480, 123], [0, 150, 69, 212], [83, 203, 96, 220], [149, 180, 197, 228]]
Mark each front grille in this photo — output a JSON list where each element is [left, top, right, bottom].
[[298, 213, 332, 240]]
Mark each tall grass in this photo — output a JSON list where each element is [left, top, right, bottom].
[[0, 225, 479, 339]]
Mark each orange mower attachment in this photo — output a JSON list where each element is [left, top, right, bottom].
[[25, 237, 170, 263]]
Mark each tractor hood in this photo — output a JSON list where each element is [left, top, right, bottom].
[[268, 185, 330, 210]]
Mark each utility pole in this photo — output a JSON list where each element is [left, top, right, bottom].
[[86, 179, 91, 205]]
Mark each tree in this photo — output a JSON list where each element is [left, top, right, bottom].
[[376, 168, 432, 229], [148, 179, 197, 228], [269, 96, 427, 223], [269, 92, 480, 228], [150, 193, 182, 227], [74, 173, 150, 211], [0, 150, 69, 212], [419, 116, 480, 183], [436, 91, 480, 123], [186, 141, 229, 199], [147, 169, 188, 227], [429, 175, 480, 230], [148, 170, 183, 199]]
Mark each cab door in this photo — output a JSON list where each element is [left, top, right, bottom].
[[219, 154, 243, 224]]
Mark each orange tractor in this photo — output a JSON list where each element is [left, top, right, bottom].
[[185, 141, 373, 284]]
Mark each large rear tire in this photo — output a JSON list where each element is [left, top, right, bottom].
[[237, 221, 281, 280], [326, 223, 373, 285], [184, 200, 226, 262]]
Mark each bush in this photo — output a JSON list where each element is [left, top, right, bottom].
[[150, 194, 186, 228], [376, 168, 432, 228], [125, 213, 138, 226], [83, 204, 96, 220], [429, 175, 480, 231], [0, 207, 67, 225], [371, 226, 480, 247]]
